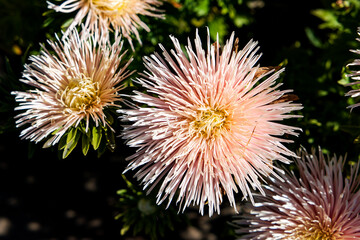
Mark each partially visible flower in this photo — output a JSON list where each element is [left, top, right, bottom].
[[346, 27, 360, 109], [12, 27, 133, 158], [119, 29, 302, 216], [235, 147, 360, 239], [48, 0, 164, 50]]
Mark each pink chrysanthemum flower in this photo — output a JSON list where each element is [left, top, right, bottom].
[[12, 27, 132, 151], [346, 27, 360, 109], [119, 29, 302, 216], [48, 0, 164, 50], [235, 147, 360, 239]]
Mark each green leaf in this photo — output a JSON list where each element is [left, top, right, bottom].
[[208, 17, 228, 42], [42, 17, 54, 28], [117, 189, 128, 195], [21, 44, 32, 65], [193, 0, 210, 17], [122, 175, 134, 189], [309, 119, 322, 127], [61, 18, 74, 30], [91, 126, 102, 150], [114, 213, 124, 220], [42, 10, 54, 17], [311, 9, 343, 30], [233, 15, 251, 28], [305, 27, 323, 48]]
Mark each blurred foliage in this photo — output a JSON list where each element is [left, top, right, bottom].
[[0, 57, 19, 134], [115, 175, 188, 240], [2, 0, 360, 239]]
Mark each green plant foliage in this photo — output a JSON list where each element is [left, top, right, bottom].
[[115, 175, 187, 240], [0, 58, 19, 134], [53, 109, 120, 159]]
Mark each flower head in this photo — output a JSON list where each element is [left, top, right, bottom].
[[235, 147, 360, 239], [346, 27, 360, 109], [119, 29, 302, 216], [48, 0, 164, 50], [12, 27, 132, 157]]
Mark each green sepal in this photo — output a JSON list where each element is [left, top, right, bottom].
[[91, 126, 102, 150], [96, 139, 107, 158], [105, 111, 114, 125], [58, 134, 67, 150], [66, 128, 78, 144], [62, 128, 80, 159], [51, 128, 61, 135], [77, 121, 87, 134], [27, 142, 36, 159], [104, 127, 116, 152], [81, 133, 91, 156]]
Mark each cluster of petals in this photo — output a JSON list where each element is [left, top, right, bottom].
[[236, 147, 360, 239], [119, 29, 302, 216], [48, 0, 164, 50], [12, 27, 132, 148]]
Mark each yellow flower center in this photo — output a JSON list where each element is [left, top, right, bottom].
[[294, 224, 339, 240], [91, 0, 129, 14], [60, 75, 100, 112], [189, 107, 230, 139]]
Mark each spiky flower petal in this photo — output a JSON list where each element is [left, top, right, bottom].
[[119, 29, 302, 216], [48, 0, 164, 50], [236, 147, 360, 239], [346, 27, 360, 109], [12, 27, 132, 154]]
